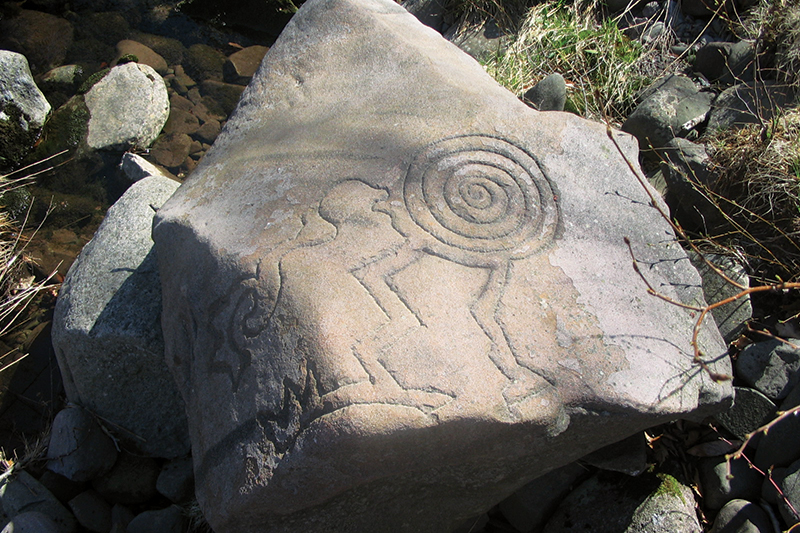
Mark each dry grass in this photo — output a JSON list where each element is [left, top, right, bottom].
[[702, 108, 800, 282]]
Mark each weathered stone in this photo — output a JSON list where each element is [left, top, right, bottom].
[[126, 506, 186, 533], [0, 511, 63, 533], [0, 471, 77, 533], [114, 40, 168, 75], [698, 456, 762, 510], [84, 62, 170, 151], [198, 80, 246, 116], [622, 476, 701, 533], [713, 386, 776, 441], [184, 43, 226, 82], [754, 382, 800, 469], [163, 108, 200, 136], [622, 75, 712, 156], [194, 119, 221, 144], [152, 1, 731, 531], [708, 82, 795, 132], [736, 339, 800, 401], [581, 431, 647, 476], [46, 405, 118, 482], [223, 46, 270, 85], [156, 457, 195, 503], [51, 175, 187, 457], [708, 499, 772, 533], [688, 252, 752, 342], [120, 152, 172, 183], [778, 458, 800, 527], [68, 490, 112, 533], [401, 0, 446, 31], [39, 64, 86, 94], [523, 73, 567, 112], [0, 51, 51, 167], [150, 133, 193, 169]]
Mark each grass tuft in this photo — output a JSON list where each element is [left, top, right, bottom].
[[480, 0, 661, 125]]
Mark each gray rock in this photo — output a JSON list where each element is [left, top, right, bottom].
[[709, 499, 772, 533], [754, 382, 800, 469], [694, 43, 733, 84], [119, 152, 172, 183], [84, 62, 170, 151], [736, 339, 800, 401], [156, 457, 194, 504], [68, 490, 111, 533], [713, 386, 776, 441], [778, 458, 800, 527], [623, 75, 713, 155], [698, 456, 762, 510], [126, 506, 186, 533], [0, 51, 51, 167], [542, 473, 699, 533], [91, 452, 159, 505], [721, 41, 756, 85], [152, 1, 731, 531], [223, 45, 270, 85], [39, 64, 86, 94], [498, 462, 587, 532], [688, 253, 752, 342], [0, 471, 77, 533], [401, 0, 446, 31], [51, 174, 187, 458], [0, 511, 63, 533], [46, 405, 118, 482], [624, 476, 701, 533], [708, 82, 795, 132], [524, 73, 567, 112], [658, 138, 722, 232]]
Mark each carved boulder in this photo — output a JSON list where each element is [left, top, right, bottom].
[[152, 0, 732, 530]]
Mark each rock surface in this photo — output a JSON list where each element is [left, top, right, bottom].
[[0, 50, 51, 167], [152, 0, 731, 531], [51, 173, 187, 457], [84, 62, 169, 151]]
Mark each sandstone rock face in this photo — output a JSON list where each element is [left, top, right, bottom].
[[152, 0, 732, 530], [52, 173, 187, 458]]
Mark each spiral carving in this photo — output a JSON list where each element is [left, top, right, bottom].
[[403, 135, 558, 264]]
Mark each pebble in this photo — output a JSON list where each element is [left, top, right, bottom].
[[68, 489, 112, 533], [126, 505, 187, 533], [0, 511, 63, 533], [46, 405, 118, 483], [698, 456, 762, 510], [736, 339, 800, 401], [709, 499, 772, 533], [91, 452, 160, 505]]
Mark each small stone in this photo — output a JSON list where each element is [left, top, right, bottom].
[[150, 133, 193, 169], [110, 504, 134, 533], [754, 383, 800, 469], [223, 45, 269, 85], [114, 40, 168, 76], [194, 119, 220, 144], [68, 489, 112, 533], [169, 93, 194, 112], [37, 470, 87, 504], [709, 499, 772, 533], [581, 432, 647, 476], [46, 405, 118, 483], [39, 64, 86, 93], [120, 152, 173, 182], [708, 82, 794, 131], [198, 80, 245, 116], [688, 254, 752, 342], [184, 43, 226, 82], [778, 458, 800, 527], [523, 73, 567, 112], [713, 386, 776, 441], [698, 456, 762, 510], [736, 339, 800, 401], [0, 9, 74, 73], [0, 511, 62, 533], [126, 506, 186, 533], [0, 471, 77, 533], [694, 43, 732, 82], [163, 108, 200, 136], [91, 452, 160, 505], [156, 457, 194, 503]]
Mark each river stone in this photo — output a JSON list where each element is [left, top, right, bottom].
[[83, 62, 169, 151], [0, 50, 51, 167], [51, 174, 188, 457], [151, 0, 731, 531]]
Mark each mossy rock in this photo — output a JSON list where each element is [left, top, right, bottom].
[[184, 43, 227, 82], [77, 68, 111, 94], [0, 103, 41, 170], [128, 32, 186, 65], [32, 95, 90, 159]]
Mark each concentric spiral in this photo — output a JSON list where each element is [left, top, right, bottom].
[[403, 135, 558, 264]]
